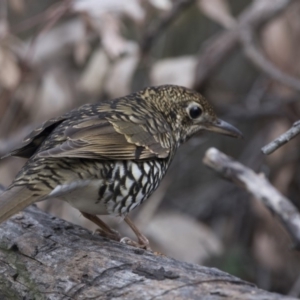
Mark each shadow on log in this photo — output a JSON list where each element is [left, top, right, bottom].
[[0, 205, 296, 300]]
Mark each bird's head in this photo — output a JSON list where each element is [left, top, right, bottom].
[[147, 85, 243, 144]]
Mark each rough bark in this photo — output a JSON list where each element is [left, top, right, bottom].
[[0, 205, 296, 300]]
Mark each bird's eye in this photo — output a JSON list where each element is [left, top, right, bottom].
[[188, 105, 202, 119]]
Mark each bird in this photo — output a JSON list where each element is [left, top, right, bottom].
[[0, 85, 242, 249]]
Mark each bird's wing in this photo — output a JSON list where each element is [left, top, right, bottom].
[[3, 115, 68, 158], [37, 115, 172, 160]]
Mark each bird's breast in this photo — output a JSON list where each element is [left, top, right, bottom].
[[103, 159, 169, 215], [52, 159, 170, 216]]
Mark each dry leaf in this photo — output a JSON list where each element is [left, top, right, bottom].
[[150, 56, 197, 87], [197, 0, 235, 29]]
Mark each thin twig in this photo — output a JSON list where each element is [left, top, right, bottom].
[[261, 120, 300, 155], [241, 31, 300, 91], [194, 0, 298, 90], [203, 147, 300, 250], [12, 2, 64, 34], [25, 0, 73, 62]]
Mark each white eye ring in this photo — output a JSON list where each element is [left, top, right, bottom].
[[187, 104, 203, 119]]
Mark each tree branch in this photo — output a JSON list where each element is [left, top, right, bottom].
[[261, 120, 300, 155], [0, 205, 297, 299], [203, 147, 300, 250], [194, 0, 298, 90], [239, 0, 300, 91]]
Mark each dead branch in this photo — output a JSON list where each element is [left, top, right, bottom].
[[203, 147, 300, 250], [262, 120, 300, 155], [12, 1, 70, 34], [25, 0, 73, 62], [239, 0, 300, 91], [194, 0, 298, 90], [0, 204, 297, 300]]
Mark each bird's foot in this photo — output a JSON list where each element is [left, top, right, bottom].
[[94, 228, 121, 241], [120, 236, 151, 251]]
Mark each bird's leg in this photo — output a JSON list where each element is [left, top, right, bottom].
[[81, 212, 150, 249], [121, 216, 150, 250], [81, 212, 121, 241]]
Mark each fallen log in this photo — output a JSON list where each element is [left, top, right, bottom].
[[0, 205, 296, 300]]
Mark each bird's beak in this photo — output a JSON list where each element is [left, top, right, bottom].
[[205, 118, 243, 139]]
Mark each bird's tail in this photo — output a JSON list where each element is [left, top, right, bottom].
[[0, 186, 44, 223]]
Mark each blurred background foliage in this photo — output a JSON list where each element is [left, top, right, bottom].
[[1, 0, 300, 296]]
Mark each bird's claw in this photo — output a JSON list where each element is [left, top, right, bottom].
[[120, 236, 151, 250]]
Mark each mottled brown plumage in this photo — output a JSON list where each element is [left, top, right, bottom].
[[0, 85, 242, 248]]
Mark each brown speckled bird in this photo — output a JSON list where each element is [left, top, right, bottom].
[[0, 85, 242, 249]]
